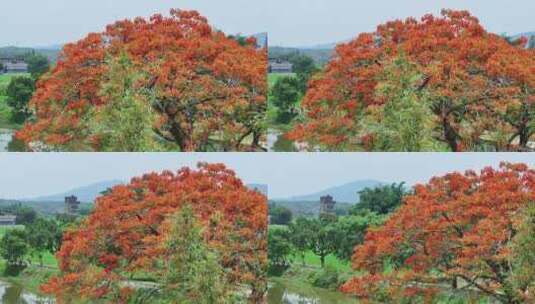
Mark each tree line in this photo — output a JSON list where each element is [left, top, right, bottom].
[[268, 183, 407, 273], [2, 53, 50, 126], [270, 53, 319, 125], [0, 207, 67, 270], [270, 165, 535, 303]]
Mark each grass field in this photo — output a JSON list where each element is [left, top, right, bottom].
[[268, 72, 295, 86], [0, 225, 25, 236], [291, 251, 353, 272], [0, 225, 58, 268], [269, 224, 353, 272]]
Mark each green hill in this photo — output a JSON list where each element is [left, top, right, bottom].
[[0, 46, 61, 62]]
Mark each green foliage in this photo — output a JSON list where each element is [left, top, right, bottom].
[[333, 212, 385, 261], [0, 229, 28, 266], [6, 136, 27, 152], [303, 217, 338, 268], [26, 218, 62, 266], [268, 227, 293, 275], [227, 34, 249, 47], [289, 54, 319, 93], [268, 47, 332, 66], [508, 203, 535, 302], [0, 205, 37, 225], [288, 217, 313, 265], [88, 53, 163, 152], [6, 76, 35, 124], [271, 76, 300, 124], [26, 54, 50, 79], [351, 182, 408, 215], [365, 56, 443, 151], [158, 206, 233, 304], [308, 266, 341, 290], [78, 205, 94, 216], [269, 205, 293, 225]]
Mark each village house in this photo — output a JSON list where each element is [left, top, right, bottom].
[[0, 215, 17, 226], [269, 59, 293, 73], [0, 58, 29, 73]]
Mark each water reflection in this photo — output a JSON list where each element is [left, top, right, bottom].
[[267, 129, 298, 152], [0, 281, 54, 304], [0, 129, 13, 152], [268, 280, 358, 304], [0, 129, 26, 152]]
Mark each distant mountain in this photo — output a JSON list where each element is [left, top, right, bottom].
[[298, 38, 353, 50], [277, 179, 385, 204], [270, 29, 535, 66], [0, 46, 61, 62], [247, 184, 268, 196], [0, 199, 93, 216], [33, 44, 64, 51], [24, 180, 124, 203], [269, 46, 334, 65]]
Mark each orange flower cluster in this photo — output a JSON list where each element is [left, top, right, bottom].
[[17, 9, 267, 151], [41, 163, 267, 302], [342, 163, 534, 302], [289, 10, 535, 151]]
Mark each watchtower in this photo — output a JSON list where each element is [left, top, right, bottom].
[[65, 195, 80, 215], [319, 195, 336, 215]]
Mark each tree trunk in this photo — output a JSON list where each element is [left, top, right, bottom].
[[519, 128, 529, 149], [248, 286, 266, 304], [443, 118, 459, 152], [252, 131, 262, 150], [320, 255, 325, 268], [169, 121, 187, 151]]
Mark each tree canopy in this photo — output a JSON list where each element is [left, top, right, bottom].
[[0, 229, 28, 266], [17, 9, 267, 152], [351, 182, 408, 215], [26, 53, 50, 80], [289, 10, 535, 152], [269, 205, 293, 225], [41, 163, 267, 303], [6, 76, 35, 124], [271, 76, 301, 123], [341, 163, 535, 303]]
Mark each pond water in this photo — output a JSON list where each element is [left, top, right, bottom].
[[0, 281, 54, 304], [268, 280, 359, 304], [0, 129, 13, 152], [267, 129, 299, 152]]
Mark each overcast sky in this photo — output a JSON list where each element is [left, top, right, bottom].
[[1, 1, 534, 47], [0, 153, 534, 200]]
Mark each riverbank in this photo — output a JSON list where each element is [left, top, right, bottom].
[[0, 262, 58, 296], [268, 260, 361, 304], [268, 276, 359, 304]]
